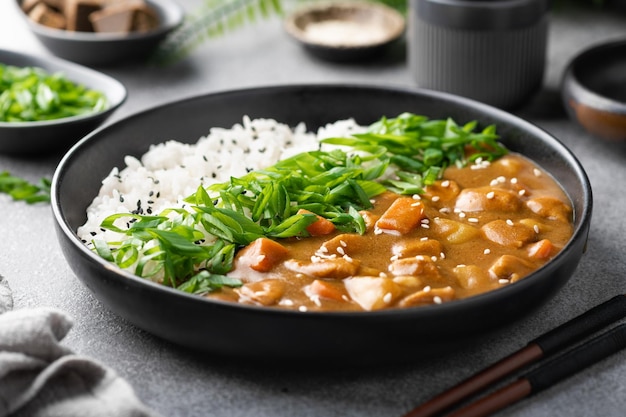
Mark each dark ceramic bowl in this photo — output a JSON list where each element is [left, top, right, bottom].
[[0, 49, 126, 155], [52, 84, 592, 363], [284, 1, 405, 62], [15, 0, 184, 66], [562, 39, 626, 141]]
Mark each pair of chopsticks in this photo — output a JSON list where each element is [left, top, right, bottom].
[[403, 294, 626, 417]]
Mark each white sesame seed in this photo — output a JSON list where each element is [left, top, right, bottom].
[[458, 212, 466, 218], [432, 196, 440, 202], [343, 254, 353, 262], [441, 180, 450, 188], [342, 295, 350, 302], [518, 189, 526, 196], [490, 179, 499, 186], [416, 255, 426, 261], [411, 202, 421, 207], [534, 168, 542, 177], [484, 249, 491, 255], [412, 194, 421, 200], [340, 240, 347, 247], [311, 255, 321, 263], [319, 246, 329, 253], [499, 279, 510, 284], [506, 219, 514, 226], [337, 247, 345, 255], [486, 191, 495, 199], [374, 228, 383, 235], [497, 176, 506, 183], [421, 237, 429, 241], [534, 225, 540, 234], [311, 295, 322, 307], [468, 218, 479, 223], [299, 306, 308, 312], [511, 178, 518, 184], [296, 274, 304, 278], [431, 256, 438, 262], [421, 218, 430, 224], [456, 264, 466, 268], [383, 292, 392, 304], [439, 207, 450, 213], [440, 252, 446, 259], [423, 286, 431, 292], [282, 299, 294, 306], [421, 224, 430, 229], [454, 208, 462, 213], [433, 296, 443, 304]]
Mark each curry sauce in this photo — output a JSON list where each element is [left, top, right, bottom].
[[206, 153, 574, 312]]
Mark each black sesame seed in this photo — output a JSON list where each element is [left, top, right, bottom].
[[203, 155, 208, 162], [90, 231, 96, 236]]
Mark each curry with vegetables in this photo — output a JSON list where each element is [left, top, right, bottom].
[[217, 153, 573, 311], [92, 113, 574, 312]]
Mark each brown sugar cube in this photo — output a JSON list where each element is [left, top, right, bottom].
[[89, 7, 135, 33], [28, 3, 67, 30], [21, 0, 42, 14], [64, 0, 105, 32], [131, 6, 159, 32]]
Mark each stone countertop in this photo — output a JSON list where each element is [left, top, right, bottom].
[[1, 1, 625, 416]]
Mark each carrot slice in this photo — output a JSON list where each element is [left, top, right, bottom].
[[308, 279, 348, 302], [238, 237, 289, 272], [527, 239, 556, 260], [297, 209, 336, 236], [375, 197, 425, 234]]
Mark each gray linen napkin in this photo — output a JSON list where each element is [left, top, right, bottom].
[[0, 274, 161, 417]]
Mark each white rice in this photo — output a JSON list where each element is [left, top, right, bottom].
[[77, 116, 367, 244]]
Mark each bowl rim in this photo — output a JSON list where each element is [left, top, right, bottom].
[[15, 0, 184, 42], [562, 37, 626, 114], [51, 83, 593, 320], [284, 0, 406, 50], [0, 48, 127, 128]]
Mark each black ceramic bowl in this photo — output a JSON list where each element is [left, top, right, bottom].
[[562, 38, 626, 142], [284, 1, 405, 62], [52, 84, 592, 363], [0, 49, 126, 155], [15, 0, 184, 66]]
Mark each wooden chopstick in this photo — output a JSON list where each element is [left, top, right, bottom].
[[446, 323, 626, 417], [402, 294, 626, 417]]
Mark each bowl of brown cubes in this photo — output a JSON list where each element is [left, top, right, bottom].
[[16, 0, 184, 66]]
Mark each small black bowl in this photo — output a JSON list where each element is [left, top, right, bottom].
[[15, 0, 184, 66], [52, 84, 592, 363], [562, 38, 626, 141], [0, 49, 126, 155], [284, 1, 405, 62]]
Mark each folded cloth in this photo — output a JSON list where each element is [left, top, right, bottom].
[[0, 274, 161, 417]]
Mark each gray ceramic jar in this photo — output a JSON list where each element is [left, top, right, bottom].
[[408, 0, 549, 109]]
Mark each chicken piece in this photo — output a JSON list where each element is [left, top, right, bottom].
[[344, 276, 403, 311], [481, 220, 536, 248], [388, 257, 441, 281], [398, 286, 455, 308], [284, 257, 360, 279], [488, 255, 534, 282], [422, 180, 461, 203], [455, 187, 522, 213], [238, 279, 286, 306], [453, 265, 495, 290], [319, 233, 368, 258], [392, 239, 443, 259], [526, 196, 573, 223]]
